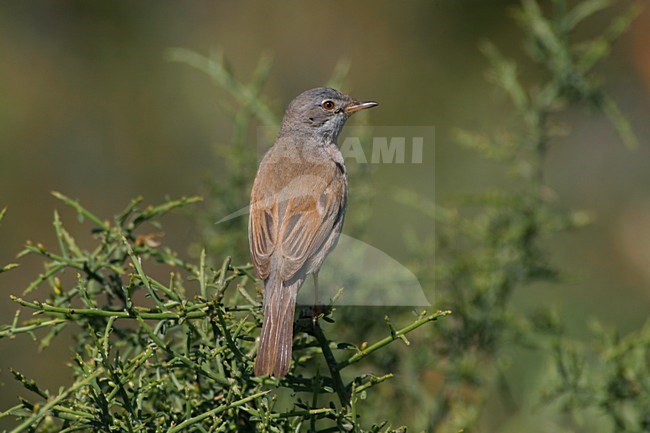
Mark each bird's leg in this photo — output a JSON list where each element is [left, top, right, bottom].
[[312, 272, 322, 326], [314, 271, 321, 305]]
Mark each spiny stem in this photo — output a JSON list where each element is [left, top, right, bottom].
[[312, 321, 349, 407], [353, 373, 394, 394], [0, 318, 67, 338], [51, 191, 108, 230], [166, 390, 269, 433], [8, 295, 254, 322], [8, 369, 103, 433], [337, 310, 452, 370], [135, 315, 232, 387]]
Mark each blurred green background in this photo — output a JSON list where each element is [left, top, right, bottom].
[[1, 1, 649, 430]]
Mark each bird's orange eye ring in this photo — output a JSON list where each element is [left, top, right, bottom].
[[321, 99, 336, 111]]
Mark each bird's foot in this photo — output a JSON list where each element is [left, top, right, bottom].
[[311, 304, 324, 327]]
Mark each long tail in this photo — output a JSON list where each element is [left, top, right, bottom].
[[254, 275, 299, 377]]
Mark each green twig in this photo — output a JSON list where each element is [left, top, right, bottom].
[[8, 369, 103, 433], [135, 316, 231, 387], [51, 191, 108, 230], [166, 390, 270, 433], [312, 322, 350, 407], [337, 310, 452, 370]]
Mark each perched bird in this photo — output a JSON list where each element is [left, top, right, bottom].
[[249, 87, 377, 377]]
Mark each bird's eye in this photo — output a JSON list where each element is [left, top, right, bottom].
[[321, 99, 336, 111]]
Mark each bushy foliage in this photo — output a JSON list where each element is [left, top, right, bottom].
[[0, 192, 448, 432], [1, 1, 647, 432]]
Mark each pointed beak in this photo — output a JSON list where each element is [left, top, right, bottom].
[[343, 100, 379, 114]]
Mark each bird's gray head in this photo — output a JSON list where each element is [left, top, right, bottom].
[[279, 87, 378, 143]]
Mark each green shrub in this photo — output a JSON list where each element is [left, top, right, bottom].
[[1, 1, 646, 432]]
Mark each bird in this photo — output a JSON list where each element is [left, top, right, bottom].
[[248, 87, 378, 377]]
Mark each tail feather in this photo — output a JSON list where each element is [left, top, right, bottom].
[[255, 276, 299, 377]]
